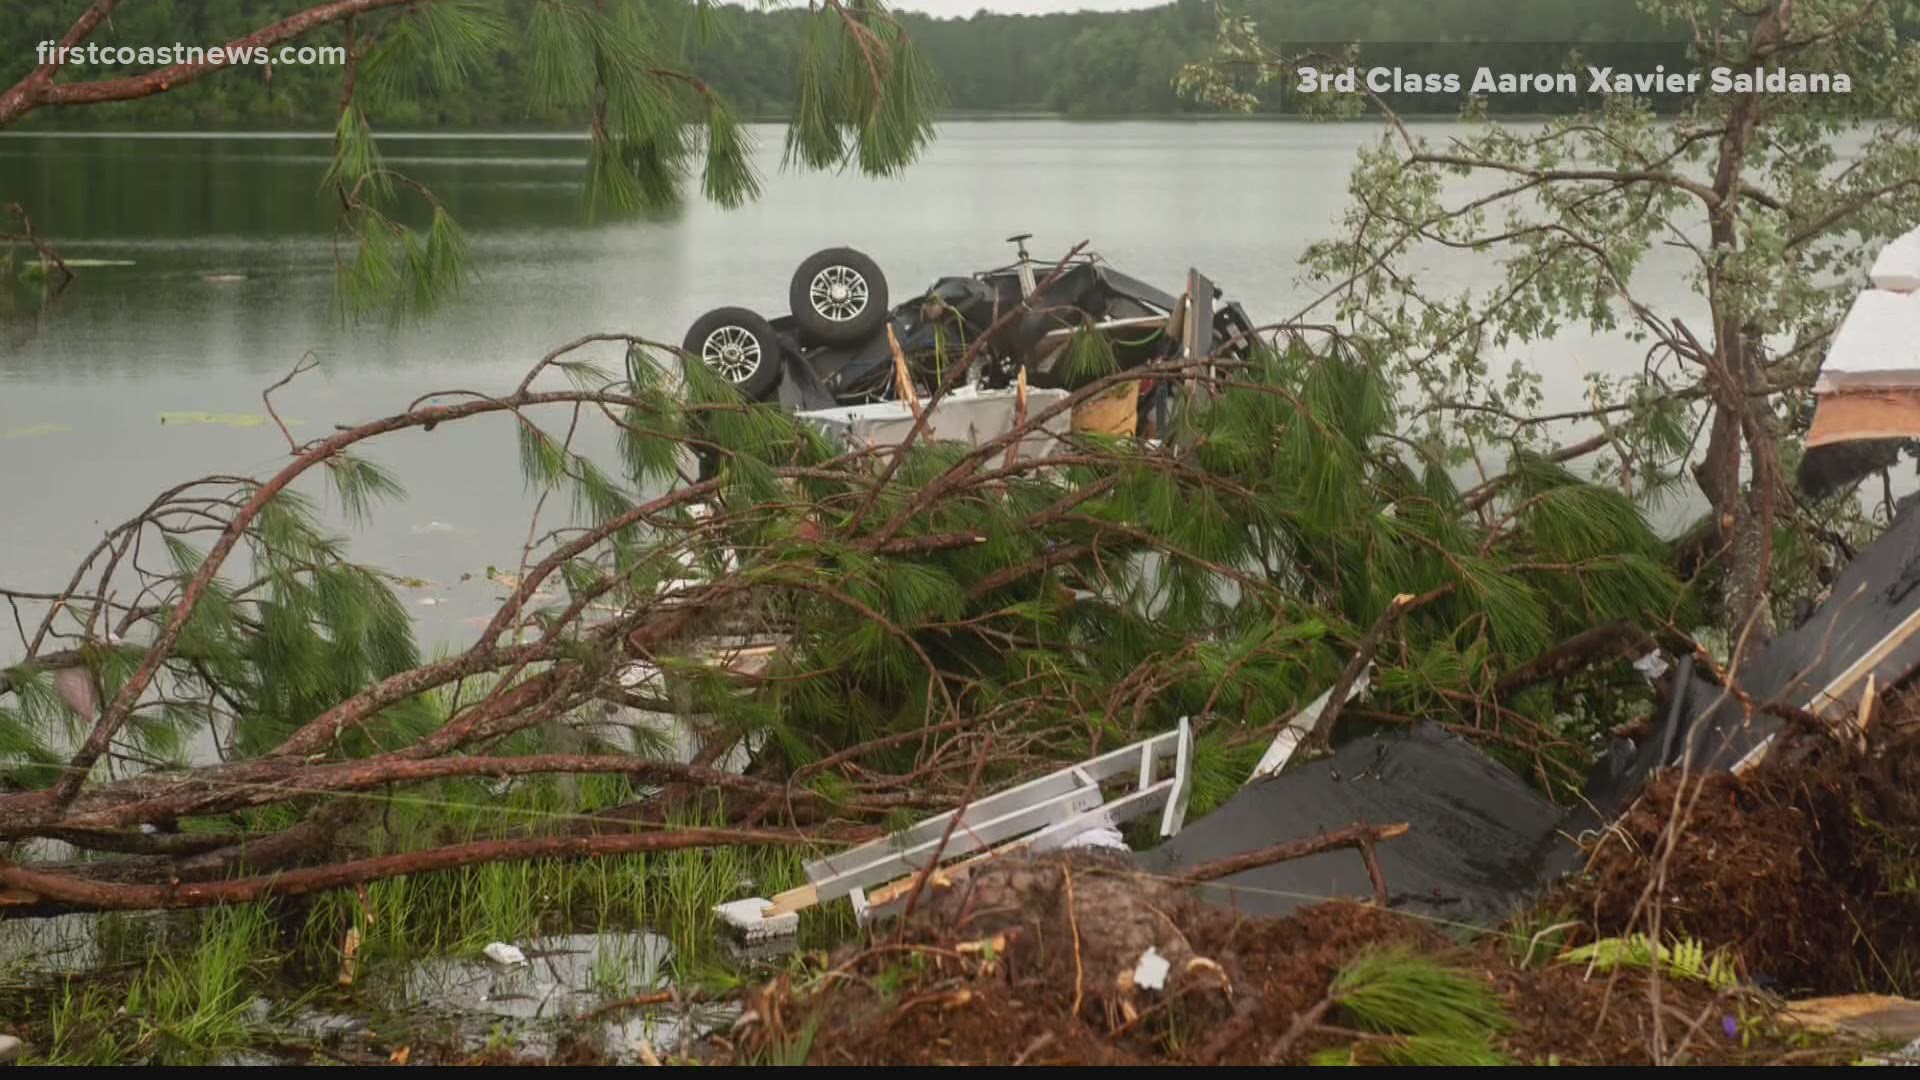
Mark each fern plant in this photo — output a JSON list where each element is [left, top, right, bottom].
[[1560, 933, 1740, 990]]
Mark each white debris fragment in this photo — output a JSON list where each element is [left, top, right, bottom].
[[0, 1034, 22, 1063], [1632, 650, 1670, 682], [1869, 225, 1920, 293], [482, 941, 528, 966], [1251, 668, 1373, 782], [713, 898, 799, 941], [1131, 946, 1170, 992], [1059, 826, 1128, 852]]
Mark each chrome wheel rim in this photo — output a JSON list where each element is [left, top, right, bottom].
[[807, 265, 869, 322], [700, 325, 762, 382]]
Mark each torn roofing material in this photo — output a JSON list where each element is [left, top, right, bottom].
[[1139, 724, 1566, 925], [1799, 224, 1920, 498], [1653, 493, 1920, 770]]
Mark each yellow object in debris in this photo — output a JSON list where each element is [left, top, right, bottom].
[[1072, 380, 1138, 436]]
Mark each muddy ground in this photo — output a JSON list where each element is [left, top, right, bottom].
[[709, 719, 1920, 1066]]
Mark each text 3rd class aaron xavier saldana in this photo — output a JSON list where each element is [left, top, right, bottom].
[[1297, 64, 1853, 96]]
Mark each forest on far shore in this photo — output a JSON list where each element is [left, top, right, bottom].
[[0, 0, 1693, 126]]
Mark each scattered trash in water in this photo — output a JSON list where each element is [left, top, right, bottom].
[[410, 521, 456, 535], [203, 273, 248, 283]]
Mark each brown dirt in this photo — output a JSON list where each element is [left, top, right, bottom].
[[714, 849, 1840, 1066], [1567, 713, 1920, 997]]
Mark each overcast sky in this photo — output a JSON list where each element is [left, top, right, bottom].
[[894, 0, 1168, 17]]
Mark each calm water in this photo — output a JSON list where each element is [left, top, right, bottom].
[[0, 122, 1687, 643]]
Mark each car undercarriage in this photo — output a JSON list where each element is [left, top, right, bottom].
[[680, 236, 1258, 414]]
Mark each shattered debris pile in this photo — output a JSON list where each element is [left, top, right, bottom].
[[1572, 708, 1920, 996], [716, 707, 1920, 1066], [719, 850, 1838, 1066]]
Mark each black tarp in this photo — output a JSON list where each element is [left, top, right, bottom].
[[1139, 725, 1567, 924]]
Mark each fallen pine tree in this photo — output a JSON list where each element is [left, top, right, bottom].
[[0, 327, 1690, 913]]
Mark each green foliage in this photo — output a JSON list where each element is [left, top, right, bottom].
[[0, 2, 1704, 126], [1059, 325, 1119, 384], [1504, 906, 1579, 970], [1560, 933, 1740, 989], [1326, 945, 1510, 1065], [1173, 0, 1920, 632], [6, 317, 1687, 940]]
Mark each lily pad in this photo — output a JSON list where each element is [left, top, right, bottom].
[[0, 423, 70, 439]]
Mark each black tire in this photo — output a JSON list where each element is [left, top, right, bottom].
[[683, 306, 782, 402], [788, 247, 889, 346]]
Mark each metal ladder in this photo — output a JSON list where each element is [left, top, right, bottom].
[[766, 719, 1193, 924]]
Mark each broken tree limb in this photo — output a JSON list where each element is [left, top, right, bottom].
[[1495, 621, 1659, 697], [898, 735, 994, 925], [1175, 822, 1410, 906], [887, 323, 922, 419], [1306, 588, 1452, 751], [0, 825, 809, 913], [29, 753, 874, 836]]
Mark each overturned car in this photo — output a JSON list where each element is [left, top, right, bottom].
[[680, 237, 1258, 411]]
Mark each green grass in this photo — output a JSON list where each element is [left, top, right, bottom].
[[21, 902, 273, 1065], [13, 771, 852, 1065], [1324, 945, 1511, 1067]]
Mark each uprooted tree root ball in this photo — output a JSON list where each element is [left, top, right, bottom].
[[717, 852, 1838, 1066], [1572, 716, 1920, 997]]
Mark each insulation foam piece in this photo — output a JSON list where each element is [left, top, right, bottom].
[[1870, 225, 1920, 293]]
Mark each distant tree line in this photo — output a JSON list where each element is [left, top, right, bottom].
[[0, 0, 1694, 126]]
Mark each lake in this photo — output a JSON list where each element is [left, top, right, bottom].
[[0, 121, 1688, 644]]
